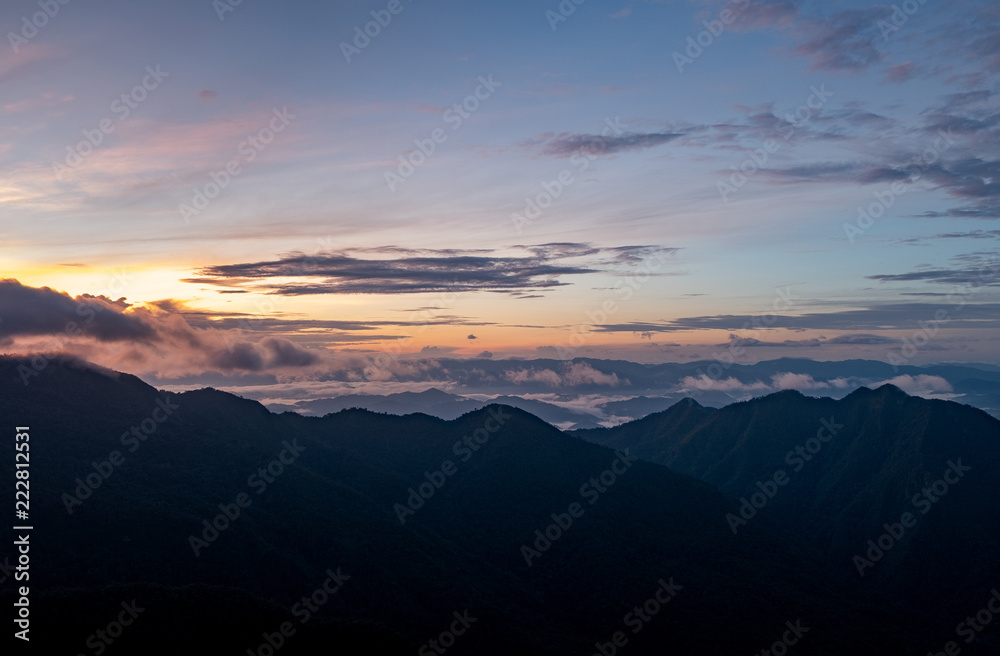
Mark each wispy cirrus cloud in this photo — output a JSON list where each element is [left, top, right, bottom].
[[900, 230, 1000, 244], [867, 253, 1000, 287], [791, 7, 887, 72], [708, 0, 1000, 84], [184, 244, 679, 296], [587, 299, 1000, 333], [527, 131, 685, 157], [885, 62, 916, 83]]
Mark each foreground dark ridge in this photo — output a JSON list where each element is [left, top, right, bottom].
[[572, 385, 1000, 621], [1, 356, 997, 654]]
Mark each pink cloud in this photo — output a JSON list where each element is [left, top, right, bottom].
[[884, 62, 915, 83], [3, 91, 74, 115]]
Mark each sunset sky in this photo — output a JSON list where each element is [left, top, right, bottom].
[[2, 0, 999, 393]]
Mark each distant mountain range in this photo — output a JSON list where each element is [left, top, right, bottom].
[[249, 357, 1000, 426], [265, 388, 611, 429], [2, 355, 999, 654]]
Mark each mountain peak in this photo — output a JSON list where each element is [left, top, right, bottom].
[[667, 397, 703, 411], [844, 383, 911, 401], [873, 383, 908, 397]]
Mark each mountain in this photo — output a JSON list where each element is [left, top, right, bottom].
[[571, 386, 1000, 619], [951, 377, 1000, 417], [264, 387, 483, 419], [0, 356, 953, 654], [230, 355, 1000, 422], [596, 395, 685, 420], [265, 387, 608, 429]]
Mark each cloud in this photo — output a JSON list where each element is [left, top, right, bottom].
[[531, 132, 684, 157], [0, 42, 64, 80], [502, 362, 623, 388], [884, 62, 916, 83], [477, 351, 494, 359], [901, 230, 1000, 244], [467, 334, 477, 340], [197, 90, 217, 101], [867, 254, 1000, 287], [744, 75, 1000, 218], [825, 333, 902, 345], [771, 372, 829, 390], [724, 334, 823, 348], [563, 362, 623, 386], [0, 280, 331, 376], [591, 297, 1000, 333], [792, 8, 886, 72], [0, 279, 154, 342], [876, 375, 954, 397], [730, 0, 799, 31], [261, 337, 320, 367], [915, 203, 1000, 220], [2, 91, 75, 115], [679, 375, 770, 393], [703, 2, 885, 72], [909, 158, 1000, 203], [185, 244, 677, 296], [935, 3, 1000, 73], [763, 155, 1000, 219], [503, 367, 563, 387]]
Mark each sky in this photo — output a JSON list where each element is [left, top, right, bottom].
[[2, 0, 999, 397]]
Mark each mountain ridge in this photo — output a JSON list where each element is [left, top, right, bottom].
[[1, 355, 972, 654]]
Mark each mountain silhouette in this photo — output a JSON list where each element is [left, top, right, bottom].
[[2, 356, 994, 654], [572, 385, 1000, 621], [265, 387, 607, 429]]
